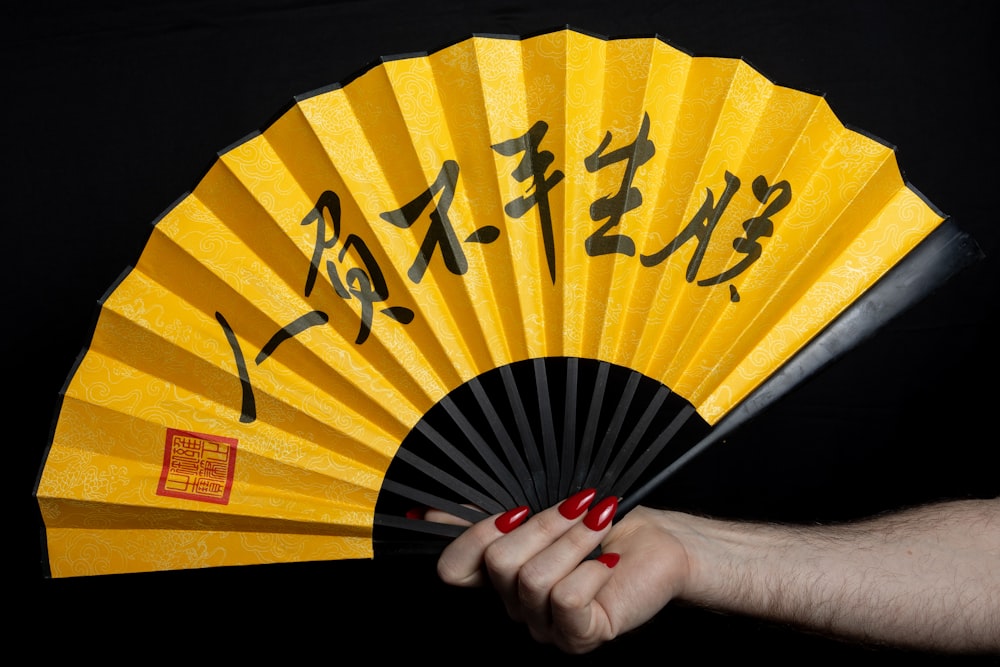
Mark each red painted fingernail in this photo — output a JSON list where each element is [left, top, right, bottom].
[[495, 505, 531, 534], [583, 496, 618, 531], [558, 488, 597, 520], [405, 507, 427, 520], [596, 552, 620, 568]]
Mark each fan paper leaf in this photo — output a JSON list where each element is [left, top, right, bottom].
[[35, 29, 976, 577]]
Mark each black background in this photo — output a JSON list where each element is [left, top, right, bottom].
[[9, 1, 997, 662]]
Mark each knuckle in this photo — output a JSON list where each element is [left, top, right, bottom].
[[534, 508, 576, 538], [515, 559, 550, 598], [565, 525, 601, 552], [436, 556, 473, 586], [482, 540, 519, 576], [435, 557, 459, 584], [549, 580, 588, 614]]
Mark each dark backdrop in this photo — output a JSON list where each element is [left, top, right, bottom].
[[9, 1, 997, 662]]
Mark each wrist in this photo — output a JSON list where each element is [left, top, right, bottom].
[[642, 509, 724, 603], [648, 510, 787, 611]]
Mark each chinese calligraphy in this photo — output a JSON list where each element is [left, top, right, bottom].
[[641, 171, 791, 302], [379, 160, 500, 284], [302, 190, 414, 345], [492, 120, 565, 283], [584, 112, 655, 258], [218, 113, 793, 423]]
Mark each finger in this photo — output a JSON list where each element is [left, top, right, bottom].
[[423, 507, 475, 526], [547, 553, 621, 654], [512, 496, 618, 630], [482, 489, 600, 613], [437, 505, 531, 587]]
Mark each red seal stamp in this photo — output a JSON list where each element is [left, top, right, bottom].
[[156, 428, 238, 505]]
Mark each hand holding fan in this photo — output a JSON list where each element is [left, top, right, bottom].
[[34, 27, 982, 577]]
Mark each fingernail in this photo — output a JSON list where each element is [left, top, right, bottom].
[[405, 507, 427, 520], [558, 488, 597, 520], [583, 496, 618, 531], [596, 552, 620, 568], [495, 505, 531, 534]]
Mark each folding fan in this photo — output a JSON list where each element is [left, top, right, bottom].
[[35, 28, 982, 577]]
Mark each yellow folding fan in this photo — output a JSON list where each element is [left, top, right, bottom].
[[35, 28, 982, 577]]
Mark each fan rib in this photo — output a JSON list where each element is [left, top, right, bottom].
[[393, 448, 506, 514], [467, 377, 541, 510], [500, 364, 550, 508], [584, 368, 643, 490], [533, 357, 562, 506], [612, 403, 697, 499], [374, 513, 466, 539], [379, 478, 488, 524], [438, 395, 529, 508], [598, 384, 671, 497], [571, 361, 611, 492], [413, 421, 517, 509], [558, 357, 580, 499]]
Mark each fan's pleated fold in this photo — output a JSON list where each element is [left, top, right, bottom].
[[36, 29, 960, 577]]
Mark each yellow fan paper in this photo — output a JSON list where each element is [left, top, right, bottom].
[[35, 28, 978, 577]]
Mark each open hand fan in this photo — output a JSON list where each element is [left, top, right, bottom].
[[35, 27, 982, 577]]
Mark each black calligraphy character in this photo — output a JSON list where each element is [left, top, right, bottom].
[[583, 112, 655, 257], [379, 160, 499, 284], [301, 189, 341, 298], [640, 170, 742, 281], [216, 310, 329, 423], [327, 234, 414, 344], [492, 120, 565, 283], [696, 176, 791, 296], [301, 189, 414, 343]]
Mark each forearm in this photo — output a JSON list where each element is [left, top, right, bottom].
[[661, 498, 1000, 653]]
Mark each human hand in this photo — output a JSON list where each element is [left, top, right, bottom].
[[431, 492, 692, 654]]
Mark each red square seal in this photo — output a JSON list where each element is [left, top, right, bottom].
[[156, 428, 238, 505]]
